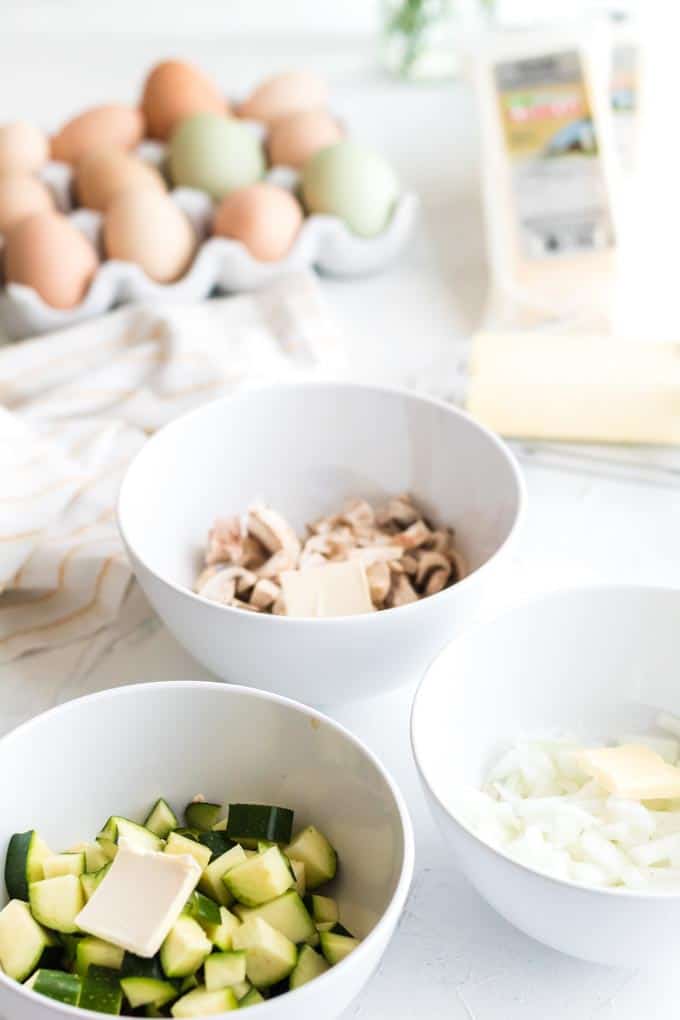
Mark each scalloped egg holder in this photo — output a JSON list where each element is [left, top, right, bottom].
[[0, 135, 418, 340]]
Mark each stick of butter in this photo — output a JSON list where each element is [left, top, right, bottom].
[[576, 744, 680, 800], [280, 561, 375, 618], [75, 839, 202, 957], [466, 331, 680, 444]]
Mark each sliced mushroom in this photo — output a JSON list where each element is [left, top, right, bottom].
[[194, 563, 224, 592], [394, 520, 432, 550], [401, 554, 418, 576], [247, 505, 301, 563], [197, 570, 237, 605], [350, 545, 403, 566], [424, 568, 450, 596], [231, 598, 261, 612], [240, 535, 269, 570], [386, 573, 419, 608], [387, 495, 420, 527], [205, 516, 244, 565], [415, 551, 452, 589], [366, 560, 391, 606], [341, 497, 375, 531], [257, 548, 298, 580], [272, 595, 287, 615], [250, 578, 281, 611]]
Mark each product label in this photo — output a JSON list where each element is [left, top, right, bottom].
[[610, 42, 637, 171], [495, 50, 615, 259]]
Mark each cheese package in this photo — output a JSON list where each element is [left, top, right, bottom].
[[470, 25, 621, 327], [75, 839, 201, 957], [576, 745, 680, 801], [466, 330, 680, 445], [280, 560, 374, 618]]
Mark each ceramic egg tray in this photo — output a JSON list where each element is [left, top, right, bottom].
[[0, 138, 419, 340]]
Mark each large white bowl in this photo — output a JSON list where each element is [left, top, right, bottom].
[[0, 681, 414, 1019], [411, 585, 680, 969], [117, 382, 525, 704]]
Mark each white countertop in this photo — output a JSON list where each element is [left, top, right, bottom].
[[1, 23, 679, 1020]]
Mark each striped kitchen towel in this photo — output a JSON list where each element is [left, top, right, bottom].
[[0, 272, 344, 662]]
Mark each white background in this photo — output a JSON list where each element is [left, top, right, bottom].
[[0, 3, 677, 1018]]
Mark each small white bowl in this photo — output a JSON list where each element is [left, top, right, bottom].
[[0, 681, 414, 1019], [411, 585, 680, 969], [117, 382, 525, 704]]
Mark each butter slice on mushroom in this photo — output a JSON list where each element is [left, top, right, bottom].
[[281, 560, 374, 618]]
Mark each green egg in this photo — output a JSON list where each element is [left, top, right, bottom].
[[168, 113, 266, 200], [300, 140, 399, 238]]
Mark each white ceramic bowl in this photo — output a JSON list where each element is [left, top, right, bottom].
[[0, 681, 414, 1019], [411, 585, 680, 969], [117, 382, 525, 704]]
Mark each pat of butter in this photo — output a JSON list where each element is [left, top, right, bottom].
[[576, 744, 680, 800], [466, 332, 680, 445], [281, 561, 374, 618], [75, 838, 201, 957]]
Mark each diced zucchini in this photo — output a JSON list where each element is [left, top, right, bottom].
[[205, 950, 247, 991], [75, 936, 124, 976], [212, 818, 228, 832], [171, 985, 238, 1016], [315, 921, 335, 933], [43, 852, 86, 879], [289, 944, 329, 989], [175, 828, 201, 841], [121, 952, 165, 980], [319, 931, 359, 965], [180, 973, 199, 993], [160, 916, 212, 978], [224, 847, 293, 907], [25, 968, 81, 1006], [144, 799, 180, 839], [200, 905, 241, 951], [98, 817, 164, 854], [198, 831, 235, 858], [81, 862, 111, 902], [96, 838, 118, 862], [305, 894, 338, 925], [121, 976, 179, 1009], [58, 932, 82, 969], [165, 833, 211, 871], [185, 891, 221, 927], [331, 922, 354, 938], [285, 827, 337, 890], [232, 917, 297, 988], [5, 831, 52, 901], [256, 841, 276, 854], [185, 802, 223, 832], [80, 964, 123, 1014], [0, 900, 54, 981], [231, 979, 250, 1000], [226, 805, 294, 848], [233, 891, 315, 944], [29, 874, 84, 933], [199, 845, 247, 905], [84, 842, 111, 873], [291, 859, 306, 897], [239, 986, 265, 1007]]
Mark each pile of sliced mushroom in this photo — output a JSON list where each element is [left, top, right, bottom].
[[194, 495, 465, 614]]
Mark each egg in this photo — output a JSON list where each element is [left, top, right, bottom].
[[103, 188, 196, 283], [0, 122, 49, 175], [301, 140, 399, 238], [168, 113, 265, 200], [4, 211, 99, 309], [51, 104, 145, 164], [0, 174, 54, 234], [141, 60, 228, 141], [75, 147, 166, 211], [268, 109, 343, 169], [239, 71, 328, 125], [213, 183, 303, 261]]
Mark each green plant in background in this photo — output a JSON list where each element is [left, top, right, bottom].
[[381, 0, 494, 80]]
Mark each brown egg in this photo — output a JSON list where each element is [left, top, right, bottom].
[[51, 105, 145, 164], [239, 71, 329, 125], [213, 182, 303, 262], [0, 174, 54, 233], [141, 60, 228, 141], [4, 211, 99, 309], [75, 147, 166, 211], [268, 109, 343, 169], [0, 122, 49, 175], [104, 188, 196, 283]]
